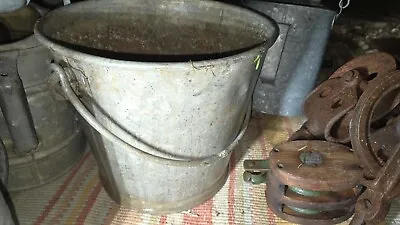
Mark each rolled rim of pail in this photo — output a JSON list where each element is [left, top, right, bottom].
[[33, 0, 279, 68]]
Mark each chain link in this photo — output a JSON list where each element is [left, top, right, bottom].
[[338, 0, 351, 16], [332, 0, 351, 28]]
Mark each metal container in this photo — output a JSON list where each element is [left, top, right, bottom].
[[0, 192, 14, 225], [244, 0, 336, 116], [0, 5, 86, 191], [0, 136, 14, 225], [35, 0, 278, 214], [0, 0, 29, 13]]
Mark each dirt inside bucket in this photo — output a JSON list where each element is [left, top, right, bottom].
[[46, 12, 266, 61]]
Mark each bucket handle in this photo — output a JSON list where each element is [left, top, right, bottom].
[[50, 63, 251, 167]]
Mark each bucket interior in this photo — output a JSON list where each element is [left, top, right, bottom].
[[36, 0, 276, 62], [0, 6, 40, 44]]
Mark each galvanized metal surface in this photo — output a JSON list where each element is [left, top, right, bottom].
[[35, 0, 278, 214], [0, 135, 14, 225], [52, 63, 251, 167], [0, 4, 87, 191], [244, 0, 335, 116], [0, 0, 28, 14], [0, 191, 14, 225], [0, 58, 39, 154], [266, 0, 322, 5]]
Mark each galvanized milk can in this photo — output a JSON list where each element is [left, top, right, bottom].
[[0, 0, 29, 14], [0, 4, 87, 191], [0, 192, 14, 225], [35, 0, 278, 214], [245, 0, 336, 116], [0, 136, 14, 225]]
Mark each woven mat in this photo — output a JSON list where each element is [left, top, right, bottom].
[[9, 114, 400, 225]]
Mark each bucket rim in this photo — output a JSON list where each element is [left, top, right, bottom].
[[33, 0, 279, 68]]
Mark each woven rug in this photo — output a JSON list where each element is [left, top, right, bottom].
[[9, 114, 400, 224]]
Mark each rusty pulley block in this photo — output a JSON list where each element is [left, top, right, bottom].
[[244, 52, 400, 225], [290, 52, 397, 144], [244, 140, 363, 224]]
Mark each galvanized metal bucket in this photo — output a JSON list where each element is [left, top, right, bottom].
[[0, 140, 14, 225], [0, 193, 14, 225], [0, 0, 29, 13], [245, 0, 336, 116], [0, 4, 87, 191], [35, 0, 278, 214]]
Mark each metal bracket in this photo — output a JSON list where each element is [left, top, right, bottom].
[[243, 160, 269, 185]]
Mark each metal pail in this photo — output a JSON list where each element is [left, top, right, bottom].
[[245, 0, 336, 116], [0, 0, 29, 14], [0, 140, 14, 225], [0, 192, 14, 225], [0, 4, 87, 191], [34, 0, 278, 214]]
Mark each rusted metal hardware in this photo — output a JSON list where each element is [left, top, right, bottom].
[[369, 115, 400, 164], [245, 140, 363, 225], [351, 70, 400, 178], [350, 70, 400, 225], [290, 52, 397, 144], [291, 70, 363, 143], [267, 141, 363, 225], [243, 160, 269, 185], [244, 52, 400, 224], [330, 52, 397, 81], [350, 144, 400, 225]]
